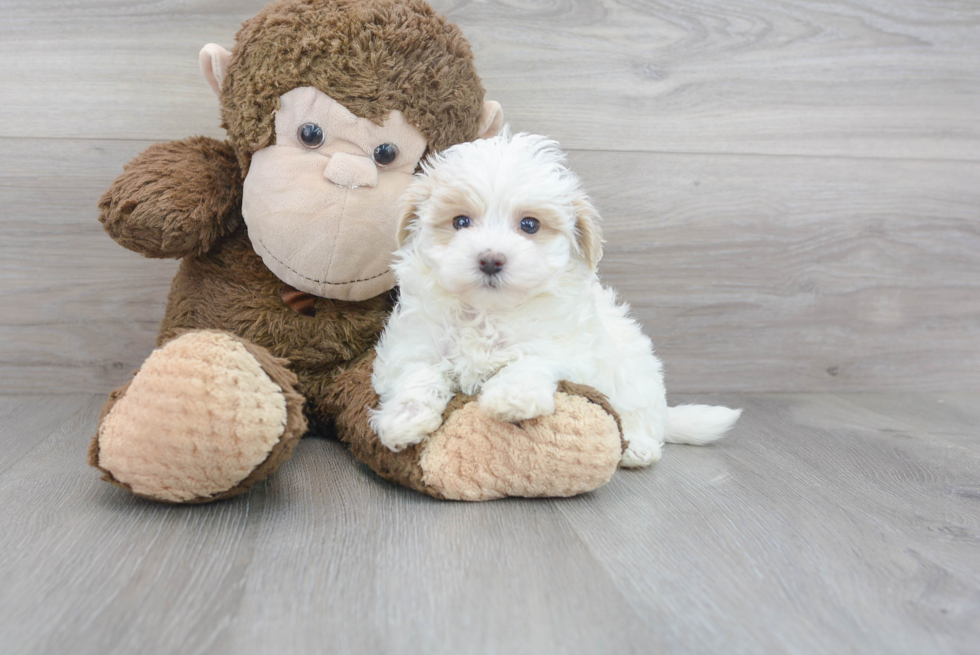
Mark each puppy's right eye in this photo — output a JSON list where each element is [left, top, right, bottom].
[[452, 216, 472, 230], [297, 123, 325, 148], [519, 217, 541, 234]]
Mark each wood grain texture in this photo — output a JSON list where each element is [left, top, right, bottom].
[[2, 3, 978, 653], [575, 150, 980, 392], [0, 392, 976, 654], [3, 137, 977, 393], [1, 0, 979, 159], [1, 0, 978, 392], [0, 394, 92, 475], [555, 392, 980, 653], [0, 138, 177, 393]]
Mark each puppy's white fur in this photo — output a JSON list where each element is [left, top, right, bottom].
[[370, 131, 740, 465]]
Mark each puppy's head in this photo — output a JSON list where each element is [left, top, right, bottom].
[[396, 130, 602, 308]]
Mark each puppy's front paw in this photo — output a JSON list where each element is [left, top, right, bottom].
[[621, 441, 662, 468], [370, 399, 444, 452], [478, 381, 556, 423]]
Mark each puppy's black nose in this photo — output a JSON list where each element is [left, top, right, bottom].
[[478, 251, 506, 276]]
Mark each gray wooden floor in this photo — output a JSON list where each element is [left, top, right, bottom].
[[0, 392, 977, 654], [2, 0, 979, 653], [2, 0, 978, 394]]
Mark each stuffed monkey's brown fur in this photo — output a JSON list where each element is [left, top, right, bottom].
[[92, 0, 623, 502], [222, 0, 486, 173]]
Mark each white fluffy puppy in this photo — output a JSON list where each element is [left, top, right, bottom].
[[370, 131, 740, 466]]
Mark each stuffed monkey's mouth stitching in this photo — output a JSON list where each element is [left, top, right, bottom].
[[257, 236, 390, 286]]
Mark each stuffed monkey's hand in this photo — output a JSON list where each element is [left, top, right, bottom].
[[99, 137, 242, 259]]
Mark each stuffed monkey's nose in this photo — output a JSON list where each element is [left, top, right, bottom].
[[324, 152, 378, 188]]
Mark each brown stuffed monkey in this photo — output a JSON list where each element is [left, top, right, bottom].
[[89, 0, 625, 503]]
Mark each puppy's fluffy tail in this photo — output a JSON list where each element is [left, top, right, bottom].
[[665, 404, 742, 445]]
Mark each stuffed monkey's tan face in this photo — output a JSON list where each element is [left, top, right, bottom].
[[242, 87, 428, 301]]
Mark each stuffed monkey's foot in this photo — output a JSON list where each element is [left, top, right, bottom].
[[326, 353, 625, 502], [419, 382, 623, 500], [90, 330, 307, 503]]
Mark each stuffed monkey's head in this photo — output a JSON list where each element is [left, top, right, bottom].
[[200, 0, 503, 301]]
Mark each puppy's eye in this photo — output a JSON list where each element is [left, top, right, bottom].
[[453, 216, 472, 230], [373, 143, 398, 166], [298, 123, 325, 149], [519, 217, 540, 234]]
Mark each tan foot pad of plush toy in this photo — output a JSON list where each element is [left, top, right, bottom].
[[419, 387, 623, 500], [328, 356, 626, 501], [90, 330, 307, 503]]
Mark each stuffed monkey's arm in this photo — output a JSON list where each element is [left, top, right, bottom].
[[99, 136, 242, 259]]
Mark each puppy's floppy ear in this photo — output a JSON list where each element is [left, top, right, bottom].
[[573, 195, 603, 270], [396, 178, 430, 248]]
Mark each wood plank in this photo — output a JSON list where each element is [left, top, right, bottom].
[[210, 439, 650, 654], [0, 320, 167, 394], [0, 137, 176, 328], [0, 394, 92, 475], [0, 0, 977, 159], [573, 150, 980, 393], [0, 396, 266, 655], [0, 137, 177, 393], [557, 392, 980, 654], [1, 392, 977, 653], [457, 0, 980, 160], [828, 393, 980, 449], [0, 395, 643, 654], [4, 137, 976, 393]]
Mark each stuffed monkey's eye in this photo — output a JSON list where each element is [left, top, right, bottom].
[[297, 123, 325, 148], [373, 143, 398, 166], [453, 216, 472, 230], [519, 217, 540, 234]]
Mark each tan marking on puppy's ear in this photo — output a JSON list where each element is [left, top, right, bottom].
[[199, 44, 232, 97], [477, 101, 504, 139], [573, 195, 604, 270], [396, 179, 431, 248]]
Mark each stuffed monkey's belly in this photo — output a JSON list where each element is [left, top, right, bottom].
[[158, 229, 392, 372]]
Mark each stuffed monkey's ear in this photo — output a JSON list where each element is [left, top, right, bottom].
[[199, 44, 232, 97], [477, 101, 504, 139], [573, 195, 604, 271], [396, 180, 430, 249]]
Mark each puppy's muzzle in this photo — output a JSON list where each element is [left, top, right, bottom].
[[478, 250, 506, 276]]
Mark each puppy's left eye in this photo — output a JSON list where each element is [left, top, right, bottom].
[[519, 217, 540, 234], [453, 216, 472, 230]]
